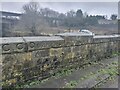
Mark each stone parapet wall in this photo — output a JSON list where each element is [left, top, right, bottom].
[[1, 33, 120, 87]]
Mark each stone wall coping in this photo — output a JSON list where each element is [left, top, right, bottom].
[[0, 36, 65, 54], [56, 32, 94, 37], [0, 36, 64, 44], [0, 34, 120, 45], [23, 36, 64, 42], [93, 35, 120, 39], [0, 37, 24, 44]]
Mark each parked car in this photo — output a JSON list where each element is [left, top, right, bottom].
[[80, 29, 95, 35]]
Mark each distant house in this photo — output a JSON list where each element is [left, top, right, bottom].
[[98, 19, 117, 25], [1, 11, 22, 28], [0, 11, 22, 36]]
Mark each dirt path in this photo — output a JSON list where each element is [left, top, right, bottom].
[[95, 75, 119, 88], [30, 56, 118, 88]]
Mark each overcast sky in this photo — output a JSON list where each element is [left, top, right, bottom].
[[1, 2, 118, 19]]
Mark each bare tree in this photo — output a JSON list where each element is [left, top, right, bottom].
[[22, 1, 42, 35], [13, 1, 49, 36], [66, 10, 76, 18], [23, 2, 40, 13], [110, 14, 117, 20], [40, 8, 59, 18]]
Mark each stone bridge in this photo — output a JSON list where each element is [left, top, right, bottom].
[[0, 32, 120, 87]]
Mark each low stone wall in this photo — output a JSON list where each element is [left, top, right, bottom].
[[1, 33, 120, 87]]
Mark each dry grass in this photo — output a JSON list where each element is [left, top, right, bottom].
[[8, 25, 118, 37]]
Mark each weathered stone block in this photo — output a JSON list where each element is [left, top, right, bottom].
[[56, 32, 93, 46], [49, 48, 63, 57], [23, 36, 64, 51], [32, 49, 49, 58], [1, 37, 26, 54]]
